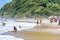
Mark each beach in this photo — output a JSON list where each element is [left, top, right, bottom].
[[1, 18, 60, 40]]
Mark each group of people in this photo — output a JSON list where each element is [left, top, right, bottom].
[[49, 16, 60, 25]]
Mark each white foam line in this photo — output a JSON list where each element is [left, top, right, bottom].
[[0, 35, 24, 40]]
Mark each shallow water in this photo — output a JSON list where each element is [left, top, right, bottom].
[[0, 18, 36, 40], [0, 21, 36, 34]]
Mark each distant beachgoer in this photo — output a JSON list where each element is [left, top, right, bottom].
[[14, 26, 17, 32], [40, 19, 42, 24], [37, 20, 38, 24], [37, 19, 39, 24], [2, 22, 6, 26], [50, 18, 53, 23], [59, 20, 60, 25]]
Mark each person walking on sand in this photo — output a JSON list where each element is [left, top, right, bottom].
[[40, 19, 42, 24], [37, 18, 39, 24]]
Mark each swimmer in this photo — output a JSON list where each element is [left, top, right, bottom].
[[19, 25, 22, 28], [9, 26, 17, 33]]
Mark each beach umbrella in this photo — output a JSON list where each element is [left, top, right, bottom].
[[48, 16, 53, 19]]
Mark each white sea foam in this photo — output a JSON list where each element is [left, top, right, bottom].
[[0, 19, 36, 34], [0, 21, 36, 33], [0, 35, 24, 40]]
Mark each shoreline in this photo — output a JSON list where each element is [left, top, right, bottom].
[[2, 29, 60, 40], [1, 26, 60, 40]]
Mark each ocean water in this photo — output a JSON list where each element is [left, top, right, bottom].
[[0, 18, 36, 40]]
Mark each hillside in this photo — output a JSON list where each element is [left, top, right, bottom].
[[0, 0, 60, 18]]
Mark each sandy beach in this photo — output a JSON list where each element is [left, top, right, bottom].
[[2, 22, 60, 40], [1, 18, 60, 40], [6, 29, 60, 40]]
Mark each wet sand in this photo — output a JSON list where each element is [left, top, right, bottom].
[[34, 26, 52, 29], [12, 30, 60, 40]]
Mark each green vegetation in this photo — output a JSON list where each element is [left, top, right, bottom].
[[0, 0, 60, 18]]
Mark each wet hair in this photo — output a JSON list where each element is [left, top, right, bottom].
[[14, 26, 17, 32]]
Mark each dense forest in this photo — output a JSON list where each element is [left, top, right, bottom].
[[0, 0, 60, 18]]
